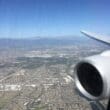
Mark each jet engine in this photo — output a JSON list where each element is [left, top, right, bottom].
[[74, 51, 110, 100]]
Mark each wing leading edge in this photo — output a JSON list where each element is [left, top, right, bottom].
[[81, 30, 110, 45]]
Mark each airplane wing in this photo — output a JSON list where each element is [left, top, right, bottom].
[[81, 30, 110, 45]]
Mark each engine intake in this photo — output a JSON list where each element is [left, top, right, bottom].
[[77, 62, 103, 97], [74, 51, 110, 100]]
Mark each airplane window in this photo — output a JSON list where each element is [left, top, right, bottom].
[[0, 0, 109, 110]]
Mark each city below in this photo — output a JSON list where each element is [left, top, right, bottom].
[[0, 38, 109, 110]]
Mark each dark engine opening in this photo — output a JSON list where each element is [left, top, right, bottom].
[[77, 62, 103, 97]]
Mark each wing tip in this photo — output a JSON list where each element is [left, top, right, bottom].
[[80, 30, 110, 45], [80, 30, 87, 34]]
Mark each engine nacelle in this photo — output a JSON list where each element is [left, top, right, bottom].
[[74, 51, 110, 100]]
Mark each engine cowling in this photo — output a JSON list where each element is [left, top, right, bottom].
[[74, 51, 110, 100]]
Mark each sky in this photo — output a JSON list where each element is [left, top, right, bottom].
[[0, 0, 110, 38]]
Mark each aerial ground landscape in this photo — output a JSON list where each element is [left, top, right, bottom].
[[0, 37, 109, 110]]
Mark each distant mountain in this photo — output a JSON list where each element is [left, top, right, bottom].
[[0, 36, 108, 49]]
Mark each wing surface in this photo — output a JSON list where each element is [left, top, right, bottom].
[[81, 30, 110, 45]]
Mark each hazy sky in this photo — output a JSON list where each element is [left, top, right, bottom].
[[0, 0, 110, 38]]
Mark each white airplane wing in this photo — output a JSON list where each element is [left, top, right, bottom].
[[81, 30, 110, 45]]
